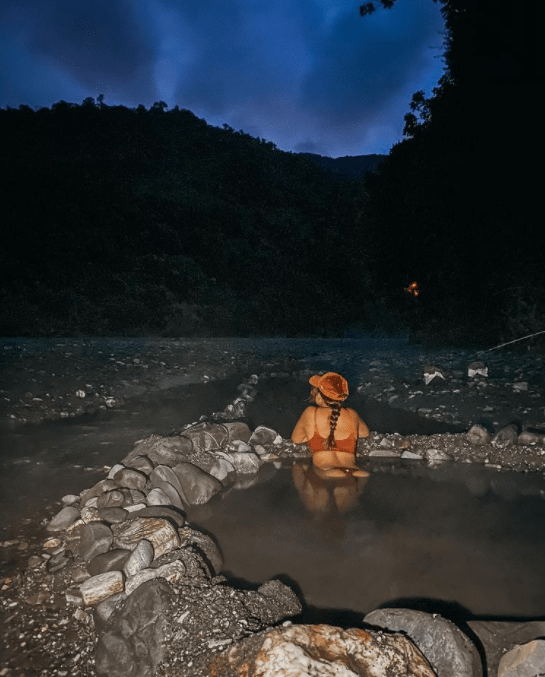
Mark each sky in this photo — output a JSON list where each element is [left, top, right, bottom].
[[0, 0, 446, 158]]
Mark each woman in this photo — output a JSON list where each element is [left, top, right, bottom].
[[291, 372, 370, 478]]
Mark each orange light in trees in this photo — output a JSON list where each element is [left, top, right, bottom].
[[405, 281, 419, 297]]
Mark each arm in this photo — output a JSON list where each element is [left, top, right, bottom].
[[353, 410, 370, 438], [291, 407, 312, 444]]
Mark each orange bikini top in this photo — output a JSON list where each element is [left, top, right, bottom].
[[308, 407, 357, 453]]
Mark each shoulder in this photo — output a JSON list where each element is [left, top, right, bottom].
[[300, 406, 316, 419]]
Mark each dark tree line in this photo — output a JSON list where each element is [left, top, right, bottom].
[[359, 0, 544, 345], [0, 100, 377, 337]]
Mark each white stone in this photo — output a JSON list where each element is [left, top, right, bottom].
[[80, 571, 124, 606], [124, 539, 154, 577], [107, 464, 125, 480], [146, 487, 172, 506], [112, 518, 180, 558]]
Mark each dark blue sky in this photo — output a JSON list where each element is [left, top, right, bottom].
[[0, 0, 445, 157]]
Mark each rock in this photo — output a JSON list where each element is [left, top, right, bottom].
[[150, 465, 188, 506], [80, 570, 125, 606], [468, 620, 545, 677], [249, 425, 279, 446], [425, 448, 451, 462], [468, 362, 488, 378], [253, 579, 302, 623], [80, 479, 118, 505], [125, 455, 155, 475], [112, 518, 180, 559], [98, 507, 129, 524], [146, 487, 172, 506], [227, 439, 253, 453], [107, 464, 125, 480], [79, 522, 114, 563], [498, 639, 545, 677], [224, 421, 252, 442], [401, 450, 423, 460], [95, 591, 127, 626], [466, 424, 491, 446], [95, 579, 173, 677], [423, 365, 446, 384], [113, 468, 147, 491], [364, 608, 482, 677], [124, 539, 154, 577], [228, 451, 262, 474], [512, 381, 529, 392], [147, 436, 194, 466], [492, 424, 519, 448], [183, 423, 229, 451], [179, 527, 223, 575], [368, 449, 401, 458], [128, 505, 185, 528], [46, 549, 73, 573], [208, 456, 236, 485], [61, 494, 80, 506], [88, 549, 132, 577], [124, 568, 160, 596], [97, 490, 125, 509], [171, 462, 223, 505], [27, 555, 43, 569], [204, 624, 435, 677], [518, 430, 544, 446], [45, 506, 80, 532]]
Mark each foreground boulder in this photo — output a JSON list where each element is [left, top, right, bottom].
[[498, 639, 545, 677], [364, 608, 482, 677], [201, 623, 436, 677]]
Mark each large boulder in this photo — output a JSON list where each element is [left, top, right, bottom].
[[171, 462, 223, 505], [203, 624, 435, 677], [364, 608, 482, 677], [95, 579, 174, 677], [182, 423, 229, 451], [468, 620, 545, 677], [498, 639, 545, 677]]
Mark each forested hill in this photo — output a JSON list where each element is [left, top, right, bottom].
[[301, 153, 386, 180], [0, 101, 378, 337]]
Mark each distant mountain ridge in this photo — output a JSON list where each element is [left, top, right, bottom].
[[300, 153, 386, 179]]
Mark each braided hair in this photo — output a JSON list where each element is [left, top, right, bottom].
[[311, 386, 344, 450]]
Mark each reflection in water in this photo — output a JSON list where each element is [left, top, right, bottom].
[[292, 462, 369, 516]]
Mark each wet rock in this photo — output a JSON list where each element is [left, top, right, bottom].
[[88, 549, 132, 577], [112, 517, 180, 559], [468, 362, 488, 378], [468, 620, 545, 677], [107, 463, 125, 480], [61, 494, 80, 505], [97, 490, 125, 509], [150, 465, 188, 506], [368, 449, 401, 458], [95, 579, 174, 677], [401, 450, 423, 460], [423, 365, 446, 384], [228, 451, 262, 474], [46, 549, 73, 573], [125, 455, 155, 475], [171, 462, 223, 505], [95, 591, 127, 627], [79, 522, 114, 563], [98, 507, 129, 524], [517, 430, 544, 446], [127, 505, 185, 528], [124, 539, 154, 577], [492, 424, 519, 448], [80, 479, 118, 505], [179, 528, 223, 575], [425, 448, 451, 462], [252, 579, 302, 623], [204, 624, 435, 677], [80, 570, 125, 606], [249, 425, 279, 446], [364, 608, 482, 677], [113, 468, 147, 491], [146, 487, 172, 506], [146, 436, 194, 466], [466, 424, 491, 446], [46, 506, 80, 532], [224, 421, 252, 442], [183, 422, 229, 451], [208, 455, 236, 485], [498, 639, 545, 677]]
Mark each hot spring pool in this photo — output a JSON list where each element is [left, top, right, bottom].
[[188, 460, 545, 621]]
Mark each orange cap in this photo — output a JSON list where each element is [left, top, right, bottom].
[[309, 372, 349, 401]]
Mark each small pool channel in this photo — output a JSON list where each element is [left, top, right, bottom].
[[188, 376, 545, 622]]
